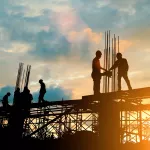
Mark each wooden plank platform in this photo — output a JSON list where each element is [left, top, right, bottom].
[[82, 87, 150, 101]]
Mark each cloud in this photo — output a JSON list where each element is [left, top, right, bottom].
[[32, 86, 72, 102], [0, 85, 72, 105], [1, 42, 32, 53], [77, 0, 139, 15], [29, 29, 71, 61], [107, 0, 138, 15], [61, 75, 93, 99], [119, 40, 133, 52], [127, 70, 150, 89], [27, 27, 103, 62], [1, 0, 150, 102], [68, 28, 102, 44]]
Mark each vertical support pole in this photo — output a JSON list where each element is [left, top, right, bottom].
[[99, 100, 120, 150], [14, 63, 24, 104], [21, 69, 25, 92], [108, 30, 110, 92], [120, 99, 123, 144], [105, 31, 108, 93], [139, 102, 142, 142], [118, 36, 119, 53], [114, 34, 116, 91], [104, 31, 106, 93], [112, 38, 114, 92]]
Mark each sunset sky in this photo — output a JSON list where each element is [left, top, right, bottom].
[[0, 0, 150, 103]]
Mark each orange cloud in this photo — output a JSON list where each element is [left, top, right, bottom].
[[68, 28, 102, 44], [0, 84, 4, 88], [119, 40, 133, 52], [62, 76, 93, 99]]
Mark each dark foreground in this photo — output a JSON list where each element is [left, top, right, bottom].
[[0, 128, 149, 150]]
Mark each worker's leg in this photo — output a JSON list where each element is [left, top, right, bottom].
[[38, 94, 42, 103], [118, 74, 122, 91], [122, 72, 132, 90], [39, 92, 45, 103], [41, 92, 46, 102], [91, 72, 101, 95], [93, 77, 101, 95], [2, 102, 6, 110]]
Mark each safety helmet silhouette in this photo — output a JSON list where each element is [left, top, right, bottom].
[[39, 79, 43, 83], [7, 92, 11, 96], [116, 53, 122, 57], [96, 50, 102, 56]]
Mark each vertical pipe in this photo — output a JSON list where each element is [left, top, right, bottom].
[[112, 38, 114, 92], [114, 34, 116, 91], [26, 65, 31, 88], [103, 31, 106, 93], [103, 48, 105, 93], [139, 102, 142, 142], [106, 31, 108, 92], [118, 36, 119, 53], [21, 69, 25, 92], [108, 30, 110, 92], [24, 65, 28, 87], [115, 36, 117, 91]]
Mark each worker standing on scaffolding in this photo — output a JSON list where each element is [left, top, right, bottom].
[[109, 53, 132, 91], [38, 79, 46, 103], [91, 50, 107, 95], [2, 92, 11, 110]]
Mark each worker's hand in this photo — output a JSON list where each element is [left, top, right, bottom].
[[105, 71, 112, 78], [102, 68, 107, 72], [108, 71, 112, 77]]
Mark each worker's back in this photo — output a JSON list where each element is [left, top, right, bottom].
[[40, 82, 46, 93], [2, 94, 9, 109], [2, 95, 8, 104], [116, 58, 129, 73], [92, 57, 101, 73]]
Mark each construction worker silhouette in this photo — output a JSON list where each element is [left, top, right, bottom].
[[38, 79, 46, 103], [91, 50, 107, 95], [14, 87, 20, 106], [2, 92, 11, 110], [109, 53, 132, 91]]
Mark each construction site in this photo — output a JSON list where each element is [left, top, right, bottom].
[[0, 31, 150, 150]]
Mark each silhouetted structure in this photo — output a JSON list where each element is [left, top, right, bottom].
[[0, 31, 150, 150], [109, 53, 132, 91], [13, 63, 31, 105], [21, 87, 32, 113], [38, 79, 46, 103]]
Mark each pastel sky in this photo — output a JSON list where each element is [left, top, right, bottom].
[[0, 0, 150, 103]]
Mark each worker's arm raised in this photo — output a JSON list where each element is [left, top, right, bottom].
[[109, 60, 118, 71], [100, 67, 107, 71]]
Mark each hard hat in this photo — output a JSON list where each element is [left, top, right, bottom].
[[116, 53, 122, 57], [96, 50, 102, 56], [39, 79, 43, 82], [7, 92, 11, 96]]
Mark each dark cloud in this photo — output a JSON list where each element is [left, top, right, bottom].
[[28, 29, 71, 60], [0, 85, 72, 104], [0, 1, 73, 61], [70, 0, 150, 36], [0, 1, 52, 44], [32, 86, 72, 102], [70, 0, 123, 31]]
